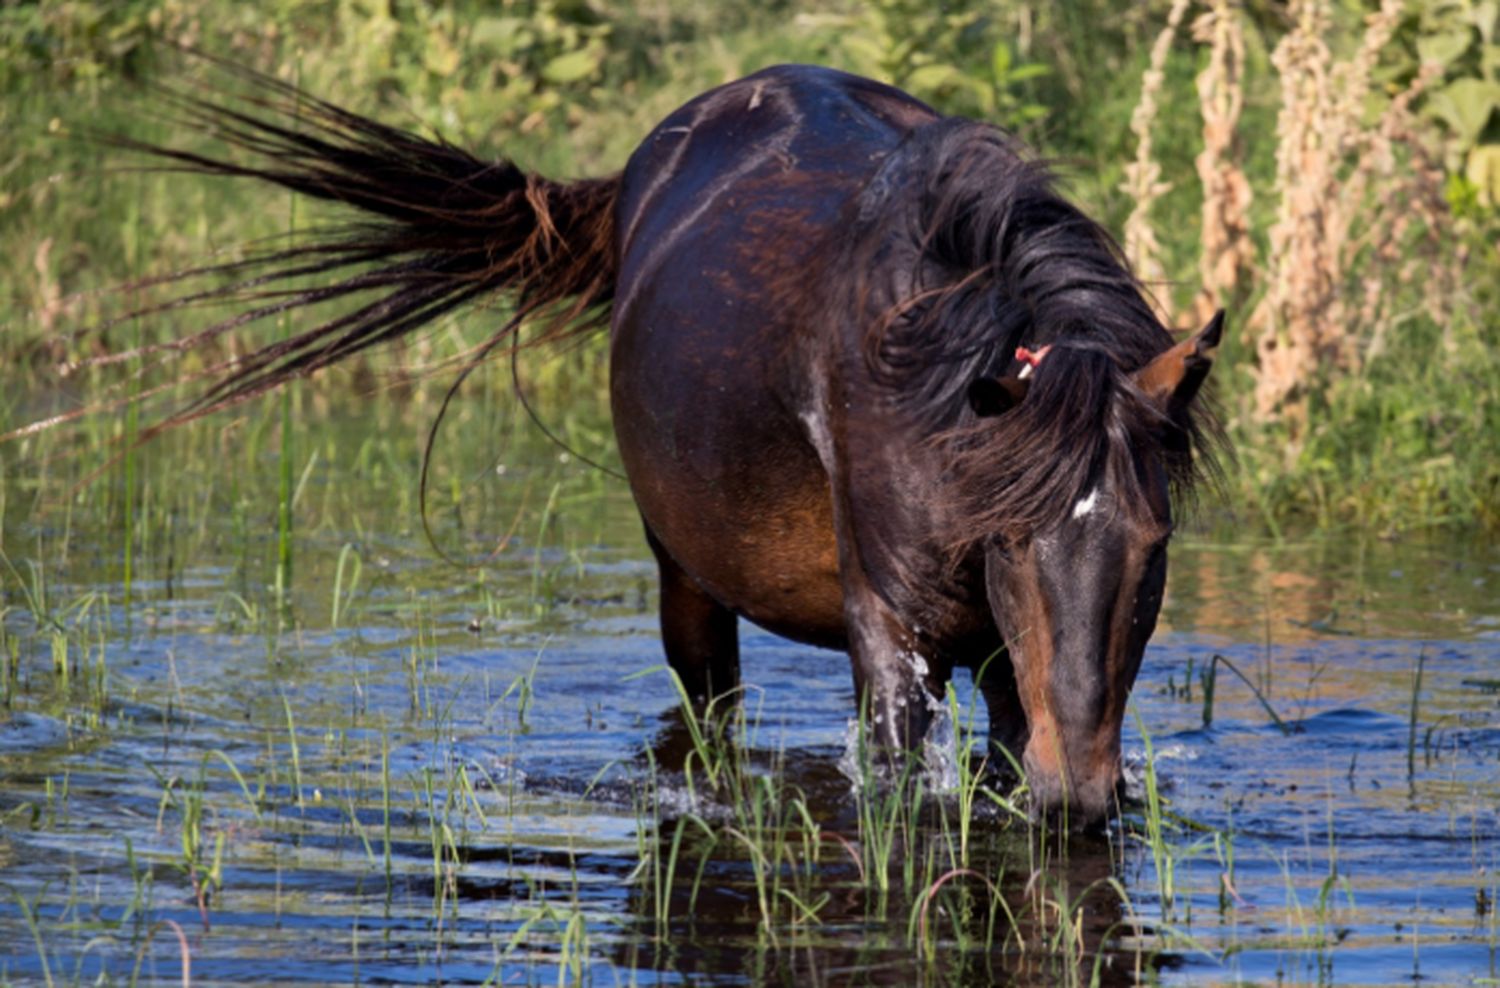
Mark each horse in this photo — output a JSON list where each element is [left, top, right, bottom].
[[98, 62, 1222, 826]]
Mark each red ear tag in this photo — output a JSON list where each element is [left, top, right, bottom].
[[1015, 345, 1052, 379]]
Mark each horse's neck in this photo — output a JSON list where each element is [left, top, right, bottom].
[[826, 383, 977, 622]]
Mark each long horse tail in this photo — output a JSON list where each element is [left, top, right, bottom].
[[96, 61, 619, 428]]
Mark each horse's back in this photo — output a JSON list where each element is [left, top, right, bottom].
[[614, 65, 933, 282], [608, 66, 936, 645]]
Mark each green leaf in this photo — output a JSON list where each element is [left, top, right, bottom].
[[1473, 2, 1497, 45], [990, 42, 1011, 80], [1418, 29, 1474, 68], [1427, 77, 1500, 144], [1008, 64, 1050, 83], [906, 62, 961, 93], [841, 36, 889, 76], [1465, 143, 1500, 205], [471, 16, 525, 56], [1482, 42, 1500, 81], [541, 47, 600, 85]]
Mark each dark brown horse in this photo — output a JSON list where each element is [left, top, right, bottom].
[[95, 63, 1222, 825]]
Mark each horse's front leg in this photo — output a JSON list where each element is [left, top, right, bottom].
[[969, 650, 1030, 779], [842, 583, 941, 759]]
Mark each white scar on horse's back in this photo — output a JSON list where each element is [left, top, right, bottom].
[[1072, 489, 1099, 519]]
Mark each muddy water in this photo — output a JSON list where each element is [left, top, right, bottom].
[[1, 423, 1497, 985]]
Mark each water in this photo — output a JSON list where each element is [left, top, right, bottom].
[[2, 410, 1498, 985]]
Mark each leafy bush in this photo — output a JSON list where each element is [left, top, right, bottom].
[[2, 0, 1495, 532]]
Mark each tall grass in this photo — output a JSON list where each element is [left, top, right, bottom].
[[4, 2, 1497, 533], [0, 6, 1494, 976], [3, 412, 1449, 986], [1120, 0, 1193, 301], [1120, 0, 1497, 533], [1189, 0, 1253, 327]]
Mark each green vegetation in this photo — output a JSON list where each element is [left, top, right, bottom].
[[2, 2, 1498, 983], [1, 0, 1496, 533], [0, 374, 1494, 982]]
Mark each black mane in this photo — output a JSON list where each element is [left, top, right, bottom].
[[830, 118, 1219, 547]]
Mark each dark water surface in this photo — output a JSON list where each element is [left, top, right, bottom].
[[2, 416, 1497, 986]]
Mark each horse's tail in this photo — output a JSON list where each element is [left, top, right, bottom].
[[99, 64, 619, 426]]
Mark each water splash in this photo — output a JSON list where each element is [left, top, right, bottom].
[[835, 698, 963, 794], [1121, 742, 1194, 800], [835, 718, 864, 788], [920, 701, 960, 793]]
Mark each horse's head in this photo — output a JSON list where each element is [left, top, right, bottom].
[[965, 312, 1222, 828]]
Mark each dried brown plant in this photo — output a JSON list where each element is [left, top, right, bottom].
[[1246, 0, 1451, 435], [1121, 0, 1193, 313], [1345, 62, 1457, 363], [1190, 0, 1253, 326], [1251, 0, 1341, 433]]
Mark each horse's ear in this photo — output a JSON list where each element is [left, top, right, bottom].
[[968, 375, 1029, 418], [1134, 309, 1224, 414]]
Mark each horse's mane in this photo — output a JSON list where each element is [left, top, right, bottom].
[[826, 118, 1220, 549]]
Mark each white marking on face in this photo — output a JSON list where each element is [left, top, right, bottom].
[[1072, 489, 1099, 520]]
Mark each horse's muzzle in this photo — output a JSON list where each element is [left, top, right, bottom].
[[1023, 748, 1123, 831]]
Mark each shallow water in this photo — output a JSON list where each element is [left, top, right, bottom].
[[2, 412, 1498, 986]]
